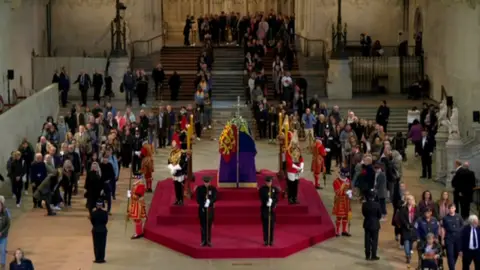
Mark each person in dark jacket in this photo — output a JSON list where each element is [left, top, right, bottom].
[[99, 156, 115, 214], [451, 161, 476, 220], [30, 153, 47, 208], [9, 249, 33, 270], [362, 190, 382, 261], [90, 200, 108, 263], [152, 64, 166, 99], [168, 72, 182, 101], [10, 151, 24, 207], [376, 100, 390, 132], [459, 214, 480, 270], [84, 162, 103, 215], [397, 194, 420, 265], [18, 139, 34, 193]]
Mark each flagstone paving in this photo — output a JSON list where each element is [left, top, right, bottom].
[[4, 140, 467, 270]]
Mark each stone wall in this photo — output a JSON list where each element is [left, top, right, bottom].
[[295, 0, 404, 48], [410, 1, 480, 138], [0, 0, 46, 99], [51, 0, 163, 56]]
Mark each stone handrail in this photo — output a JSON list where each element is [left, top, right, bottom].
[[129, 33, 165, 68]]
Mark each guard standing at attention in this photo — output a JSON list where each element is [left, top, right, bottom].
[[259, 176, 279, 246], [196, 176, 217, 247], [441, 204, 463, 270], [90, 200, 108, 264]]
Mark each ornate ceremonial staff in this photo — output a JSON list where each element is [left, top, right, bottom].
[[267, 184, 272, 244], [185, 114, 194, 198], [125, 149, 135, 234], [205, 185, 209, 243]]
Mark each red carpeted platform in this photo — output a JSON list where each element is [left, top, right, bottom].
[[143, 170, 336, 259]]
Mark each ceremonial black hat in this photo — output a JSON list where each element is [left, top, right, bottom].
[[265, 176, 273, 183], [203, 176, 212, 183]]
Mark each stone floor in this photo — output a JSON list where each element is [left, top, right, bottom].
[[4, 139, 464, 270]]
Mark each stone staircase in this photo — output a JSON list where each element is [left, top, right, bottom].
[[211, 105, 255, 138], [346, 105, 410, 137], [131, 46, 203, 101], [212, 47, 245, 101]]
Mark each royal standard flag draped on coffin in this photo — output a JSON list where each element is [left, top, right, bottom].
[[218, 117, 257, 187]]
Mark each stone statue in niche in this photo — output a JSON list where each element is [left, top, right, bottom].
[[437, 99, 460, 140]]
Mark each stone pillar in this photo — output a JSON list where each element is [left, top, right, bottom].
[[445, 138, 464, 188], [327, 59, 352, 99], [434, 126, 449, 186]]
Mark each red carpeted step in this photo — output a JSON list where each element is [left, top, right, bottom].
[[157, 213, 323, 225], [169, 200, 309, 215], [144, 224, 336, 259]]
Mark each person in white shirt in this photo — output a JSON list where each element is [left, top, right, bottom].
[[407, 106, 420, 132], [247, 73, 256, 105]]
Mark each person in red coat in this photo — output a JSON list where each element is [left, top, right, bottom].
[[332, 167, 353, 237], [128, 173, 147, 239], [140, 143, 154, 192], [286, 134, 304, 204], [311, 138, 326, 189]]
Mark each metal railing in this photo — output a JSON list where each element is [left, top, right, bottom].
[[345, 40, 416, 57], [295, 34, 327, 61], [350, 56, 424, 95], [129, 33, 165, 67]]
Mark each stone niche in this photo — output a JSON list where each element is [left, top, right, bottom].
[[51, 0, 163, 56]]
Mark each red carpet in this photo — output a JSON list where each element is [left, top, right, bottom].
[[144, 170, 336, 259]]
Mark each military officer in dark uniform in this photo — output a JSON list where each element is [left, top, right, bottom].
[[196, 176, 217, 246], [441, 204, 463, 270], [132, 128, 143, 173], [90, 200, 108, 263], [259, 176, 279, 246]]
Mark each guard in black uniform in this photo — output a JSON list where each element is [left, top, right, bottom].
[[132, 128, 143, 173], [442, 203, 463, 270], [196, 176, 217, 246], [90, 200, 108, 264], [259, 176, 279, 246]]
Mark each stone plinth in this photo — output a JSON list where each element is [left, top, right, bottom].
[[435, 126, 449, 186], [446, 138, 464, 188], [108, 57, 130, 100], [327, 59, 352, 99]]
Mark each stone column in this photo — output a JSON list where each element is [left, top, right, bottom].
[[434, 126, 449, 186], [445, 137, 464, 188]]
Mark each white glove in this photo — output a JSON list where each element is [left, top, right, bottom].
[[135, 151, 141, 156], [292, 164, 300, 170], [204, 199, 210, 208], [127, 190, 132, 198], [173, 164, 181, 171], [267, 198, 273, 207], [167, 164, 175, 175], [325, 148, 331, 152], [60, 151, 64, 155], [346, 190, 353, 199]]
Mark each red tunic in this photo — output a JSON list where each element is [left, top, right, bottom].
[[332, 177, 351, 218], [140, 144, 154, 179], [286, 149, 304, 174], [128, 181, 147, 220], [311, 141, 326, 174]]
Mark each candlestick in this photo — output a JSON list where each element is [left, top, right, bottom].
[[284, 119, 289, 150], [278, 113, 282, 135], [187, 114, 193, 150]]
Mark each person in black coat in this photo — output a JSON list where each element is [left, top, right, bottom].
[[416, 129, 434, 179], [362, 190, 382, 261], [451, 161, 476, 220], [397, 195, 420, 265], [90, 200, 108, 264], [73, 70, 91, 107], [10, 151, 25, 206], [152, 64, 166, 99], [99, 156, 115, 214], [60, 160, 75, 207], [322, 128, 334, 174], [168, 72, 182, 101], [30, 153, 47, 208], [196, 176, 217, 247], [92, 70, 104, 103], [84, 162, 103, 215], [375, 100, 390, 133], [65, 144, 81, 194]]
